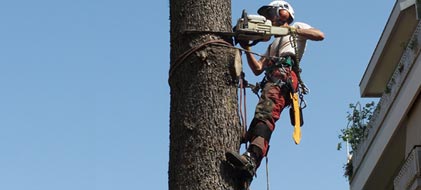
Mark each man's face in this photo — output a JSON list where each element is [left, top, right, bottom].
[[278, 9, 290, 24], [267, 9, 290, 26]]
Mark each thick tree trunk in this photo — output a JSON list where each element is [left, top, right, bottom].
[[169, 0, 243, 189]]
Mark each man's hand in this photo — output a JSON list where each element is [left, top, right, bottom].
[[239, 40, 251, 51], [288, 26, 297, 35]]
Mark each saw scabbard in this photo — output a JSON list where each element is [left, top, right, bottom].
[[290, 92, 303, 145]]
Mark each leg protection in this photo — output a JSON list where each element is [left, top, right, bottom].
[[247, 121, 273, 143]]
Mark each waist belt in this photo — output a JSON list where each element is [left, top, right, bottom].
[[265, 56, 295, 72]]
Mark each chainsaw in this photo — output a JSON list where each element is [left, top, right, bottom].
[[233, 9, 290, 46], [184, 10, 290, 46]]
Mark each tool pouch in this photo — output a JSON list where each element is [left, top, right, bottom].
[[289, 106, 304, 127]]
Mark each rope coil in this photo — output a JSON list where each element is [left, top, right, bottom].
[[169, 39, 233, 82], [168, 39, 290, 83]]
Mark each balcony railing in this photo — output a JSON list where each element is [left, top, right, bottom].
[[393, 146, 421, 190], [351, 21, 421, 180]]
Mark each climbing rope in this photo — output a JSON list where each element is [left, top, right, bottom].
[[239, 72, 248, 147], [169, 38, 291, 81], [169, 39, 233, 82], [266, 157, 270, 190], [289, 28, 310, 95]]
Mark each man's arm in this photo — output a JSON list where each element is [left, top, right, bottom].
[[239, 41, 266, 76], [244, 48, 265, 76], [295, 28, 324, 41]]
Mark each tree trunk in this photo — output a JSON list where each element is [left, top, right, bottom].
[[169, 0, 243, 189]]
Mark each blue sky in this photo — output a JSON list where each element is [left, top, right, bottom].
[[0, 0, 394, 189]]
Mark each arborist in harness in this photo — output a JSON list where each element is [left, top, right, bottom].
[[226, 0, 324, 187]]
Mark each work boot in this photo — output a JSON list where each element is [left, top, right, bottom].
[[225, 151, 257, 179]]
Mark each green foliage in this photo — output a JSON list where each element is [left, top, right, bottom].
[[337, 101, 376, 180], [343, 161, 353, 182], [337, 101, 375, 153]]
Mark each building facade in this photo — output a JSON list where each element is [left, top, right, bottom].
[[352, 0, 421, 189]]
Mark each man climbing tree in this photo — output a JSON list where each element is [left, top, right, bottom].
[[169, 0, 243, 189], [226, 0, 325, 188]]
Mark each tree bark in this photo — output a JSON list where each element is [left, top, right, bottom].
[[169, 0, 243, 189]]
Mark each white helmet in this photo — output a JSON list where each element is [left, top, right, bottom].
[[258, 1, 295, 24]]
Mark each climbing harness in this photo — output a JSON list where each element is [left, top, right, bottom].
[[235, 26, 309, 146]]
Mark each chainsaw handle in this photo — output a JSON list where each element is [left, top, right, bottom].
[[237, 39, 261, 49], [248, 40, 261, 46]]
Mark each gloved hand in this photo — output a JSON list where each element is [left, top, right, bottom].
[[239, 40, 251, 51], [288, 26, 297, 34]]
